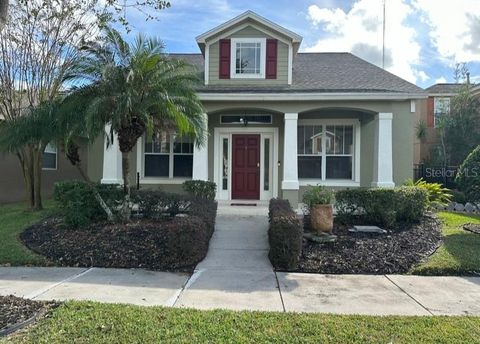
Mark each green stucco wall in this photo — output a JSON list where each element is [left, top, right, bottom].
[[207, 24, 289, 86], [203, 99, 415, 203], [87, 99, 415, 204]]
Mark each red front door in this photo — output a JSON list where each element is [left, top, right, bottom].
[[232, 134, 260, 200]]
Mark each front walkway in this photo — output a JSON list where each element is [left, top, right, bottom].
[[1, 205, 480, 315]]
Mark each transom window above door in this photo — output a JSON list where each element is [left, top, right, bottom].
[[297, 121, 359, 182], [231, 38, 265, 78]]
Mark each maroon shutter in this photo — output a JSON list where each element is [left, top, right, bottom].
[[266, 39, 277, 79], [219, 39, 231, 79]]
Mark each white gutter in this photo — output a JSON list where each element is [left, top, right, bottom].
[[197, 92, 428, 101]]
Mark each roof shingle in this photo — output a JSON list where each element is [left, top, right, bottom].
[[170, 52, 425, 94]]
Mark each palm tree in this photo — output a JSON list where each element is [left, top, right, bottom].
[[75, 27, 206, 221]]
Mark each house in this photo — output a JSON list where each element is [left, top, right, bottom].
[[414, 83, 479, 164], [0, 143, 88, 204], [95, 11, 425, 207], [0, 106, 88, 204]]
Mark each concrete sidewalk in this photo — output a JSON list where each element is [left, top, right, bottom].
[[1, 210, 480, 315], [2, 266, 480, 315]]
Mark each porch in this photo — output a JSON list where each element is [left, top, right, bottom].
[[101, 103, 407, 208]]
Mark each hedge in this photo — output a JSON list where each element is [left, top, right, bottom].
[[335, 187, 428, 228], [268, 199, 303, 271], [183, 180, 217, 201], [54, 181, 123, 228]]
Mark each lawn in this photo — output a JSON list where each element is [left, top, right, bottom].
[[411, 211, 480, 276], [5, 301, 480, 344], [0, 201, 55, 266]]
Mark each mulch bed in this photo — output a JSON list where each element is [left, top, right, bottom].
[[0, 295, 56, 336], [298, 215, 443, 274], [463, 223, 480, 234], [21, 215, 211, 273]]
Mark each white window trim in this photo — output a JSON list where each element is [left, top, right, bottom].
[[213, 126, 279, 201], [220, 114, 272, 125], [230, 38, 266, 79], [433, 97, 451, 128], [298, 119, 361, 187], [136, 135, 193, 185], [42, 143, 58, 171]]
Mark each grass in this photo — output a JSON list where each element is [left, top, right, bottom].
[[5, 301, 480, 344], [411, 211, 480, 275], [0, 201, 55, 266]]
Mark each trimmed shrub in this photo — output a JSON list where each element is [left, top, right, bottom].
[[268, 199, 303, 271], [190, 200, 218, 238], [335, 187, 428, 228], [131, 190, 190, 218], [456, 145, 480, 203], [395, 186, 429, 223], [183, 180, 217, 201], [54, 181, 122, 228]]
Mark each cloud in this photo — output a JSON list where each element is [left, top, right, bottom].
[[305, 0, 421, 83], [412, 0, 480, 63], [435, 77, 447, 83], [416, 70, 430, 82], [464, 14, 480, 55], [350, 43, 393, 68]]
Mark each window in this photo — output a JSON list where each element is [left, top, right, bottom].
[[434, 97, 450, 127], [220, 115, 272, 125], [222, 138, 228, 190], [42, 143, 57, 170], [231, 38, 265, 78], [297, 124, 355, 181], [144, 133, 193, 178]]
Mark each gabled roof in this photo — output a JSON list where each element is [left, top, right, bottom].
[[171, 52, 425, 96], [425, 83, 466, 96], [195, 11, 302, 55], [196, 10, 302, 44]]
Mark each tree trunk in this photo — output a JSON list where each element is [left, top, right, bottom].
[[0, 0, 8, 30], [74, 161, 115, 222], [17, 149, 35, 210], [20, 157, 34, 209], [120, 151, 131, 222], [32, 147, 43, 210]]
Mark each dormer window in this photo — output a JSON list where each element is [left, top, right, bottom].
[[231, 38, 266, 78]]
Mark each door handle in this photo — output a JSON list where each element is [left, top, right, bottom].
[[257, 162, 260, 168]]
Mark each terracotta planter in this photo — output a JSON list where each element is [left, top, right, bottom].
[[310, 204, 333, 233]]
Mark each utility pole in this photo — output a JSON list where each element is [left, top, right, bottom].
[[382, 0, 386, 69]]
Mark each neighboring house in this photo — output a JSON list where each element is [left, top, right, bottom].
[[0, 143, 88, 204], [94, 11, 425, 207], [414, 83, 479, 164]]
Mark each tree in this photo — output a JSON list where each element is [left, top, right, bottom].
[[0, 0, 7, 30], [444, 85, 480, 165], [0, 1, 103, 210], [73, 27, 206, 221], [0, 0, 171, 31], [0, 0, 171, 211], [0, 95, 115, 221]]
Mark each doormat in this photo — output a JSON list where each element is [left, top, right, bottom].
[[230, 203, 257, 206]]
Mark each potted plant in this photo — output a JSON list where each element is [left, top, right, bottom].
[[302, 185, 335, 234]]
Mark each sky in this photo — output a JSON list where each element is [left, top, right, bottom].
[[122, 0, 480, 89]]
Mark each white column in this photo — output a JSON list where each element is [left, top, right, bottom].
[[282, 113, 299, 190], [372, 112, 395, 188], [101, 124, 123, 184], [192, 113, 209, 181]]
